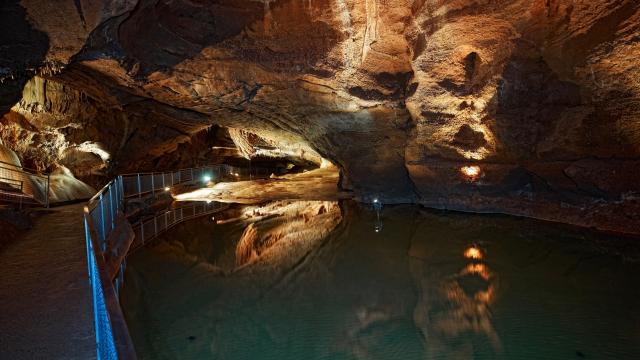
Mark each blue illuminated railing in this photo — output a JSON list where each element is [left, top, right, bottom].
[[85, 218, 118, 359], [83, 164, 274, 359], [84, 177, 135, 360]]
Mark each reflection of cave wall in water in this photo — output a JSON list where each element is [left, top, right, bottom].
[[144, 200, 343, 274], [410, 244, 501, 358], [120, 203, 640, 359]]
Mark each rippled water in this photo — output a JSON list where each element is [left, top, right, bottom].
[[121, 201, 640, 360]]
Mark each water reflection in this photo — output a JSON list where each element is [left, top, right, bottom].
[[464, 245, 483, 260], [121, 202, 640, 360], [410, 239, 501, 359], [232, 201, 342, 269], [373, 198, 383, 233]]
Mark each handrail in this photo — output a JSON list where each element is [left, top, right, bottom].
[[85, 205, 136, 359], [128, 201, 230, 254], [83, 163, 273, 359], [0, 176, 22, 187], [119, 165, 227, 200], [84, 176, 135, 360], [0, 159, 46, 174], [119, 164, 271, 200], [0, 162, 49, 207], [118, 164, 230, 177]]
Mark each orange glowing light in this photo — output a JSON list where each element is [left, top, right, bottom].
[[462, 263, 490, 280], [464, 246, 483, 260], [460, 165, 481, 180]]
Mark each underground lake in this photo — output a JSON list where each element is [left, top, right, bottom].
[[2, 1, 640, 358], [120, 201, 640, 360]]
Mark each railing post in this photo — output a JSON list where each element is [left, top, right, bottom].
[[137, 173, 142, 199], [84, 216, 91, 282], [88, 239, 101, 353], [113, 180, 118, 212], [154, 216, 158, 237], [99, 193, 106, 250], [120, 258, 126, 287], [151, 173, 155, 196], [118, 176, 124, 208], [190, 168, 194, 182], [109, 185, 115, 230], [45, 173, 50, 208], [19, 181, 23, 210]]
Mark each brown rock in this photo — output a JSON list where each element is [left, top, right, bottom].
[[0, 0, 639, 233], [452, 124, 487, 150]]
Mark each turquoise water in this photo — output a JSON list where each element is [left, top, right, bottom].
[[121, 202, 640, 359]]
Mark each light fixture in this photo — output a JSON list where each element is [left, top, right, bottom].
[[203, 175, 212, 182], [373, 198, 379, 203], [164, 187, 170, 192], [460, 165, 481, 181]]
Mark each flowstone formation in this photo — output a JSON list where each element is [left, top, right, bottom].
[[1, 0, 639, 233]]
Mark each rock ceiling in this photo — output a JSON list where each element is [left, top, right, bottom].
[[1, 0, 639, 233]]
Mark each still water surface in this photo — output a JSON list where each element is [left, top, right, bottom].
[[121, 201, 640, 359]]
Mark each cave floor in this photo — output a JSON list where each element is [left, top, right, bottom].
[[0, 204, 95, 359], [175, 166, 352, 204]]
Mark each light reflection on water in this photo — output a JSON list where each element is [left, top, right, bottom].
[[121, 201, 640, 360]]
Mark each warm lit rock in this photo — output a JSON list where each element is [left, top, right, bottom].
[[1, 0, 639, 233]]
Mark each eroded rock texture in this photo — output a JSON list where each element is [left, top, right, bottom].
[[1, 0, 639, 233]]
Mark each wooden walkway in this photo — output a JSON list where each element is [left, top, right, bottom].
[[0, 204, 96, 359]]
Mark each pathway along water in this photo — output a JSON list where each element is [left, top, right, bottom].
[[0, 204, 95, 359], [120, 201, 640, 360]]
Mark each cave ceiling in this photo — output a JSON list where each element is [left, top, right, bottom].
[[1, 0, 640, 233]]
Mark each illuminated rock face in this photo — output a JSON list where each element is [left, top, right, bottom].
[[1, 0, 639, 232]]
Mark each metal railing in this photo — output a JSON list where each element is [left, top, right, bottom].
[[0, 160, 49, 207], [129, 201, 229, 253], [84, 179, 135, 359], [119, 164, 271, 199], [83, 163, 271, 359], [84, 177, 135, 360]]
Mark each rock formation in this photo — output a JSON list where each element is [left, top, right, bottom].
[[1, 0, 639, 233]]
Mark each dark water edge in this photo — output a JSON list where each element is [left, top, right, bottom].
[[121, 201, 640, 360]]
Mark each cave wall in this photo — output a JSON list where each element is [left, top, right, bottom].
[[1, 0, 639, 233]]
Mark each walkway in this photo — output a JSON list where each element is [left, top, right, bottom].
[[175, 166, 351, 204], [0, 204, 95, 359]]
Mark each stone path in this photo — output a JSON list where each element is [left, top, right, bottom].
[[0, 204, 96, 359]]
